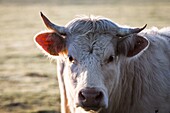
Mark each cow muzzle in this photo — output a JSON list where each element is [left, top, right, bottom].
[[76, 87, 106, 111]]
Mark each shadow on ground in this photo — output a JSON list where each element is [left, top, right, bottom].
[[36, 110, 60, 113]]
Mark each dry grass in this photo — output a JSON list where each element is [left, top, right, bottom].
[[0, 1, 170, 113]]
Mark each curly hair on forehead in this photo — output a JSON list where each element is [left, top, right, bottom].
[[65, 15, 119, 35]]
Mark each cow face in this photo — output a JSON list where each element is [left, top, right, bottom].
[[65, 33, 119, 110], [34, 13, 148, 112]]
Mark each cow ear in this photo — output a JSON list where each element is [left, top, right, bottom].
[[34, 31, 67, 56], [118, 35, 149, 57]]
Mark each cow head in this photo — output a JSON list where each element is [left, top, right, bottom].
[[34, 12, 148, 113]]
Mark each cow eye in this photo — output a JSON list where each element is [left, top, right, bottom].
[[107, 56, 114, 63], [68, 55, 74, 62], [68, 55, 77, 64]]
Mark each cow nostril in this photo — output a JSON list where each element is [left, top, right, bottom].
[[95, 92, 103, 101], [79, 91, 86, 101]]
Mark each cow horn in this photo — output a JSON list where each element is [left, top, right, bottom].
[[40, 12, 66, 35], [117, 24, 147, 37]]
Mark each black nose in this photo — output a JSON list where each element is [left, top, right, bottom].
[[78, 88, 103, 108]]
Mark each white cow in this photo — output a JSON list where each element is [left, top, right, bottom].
[[34, 12, 170, 113]]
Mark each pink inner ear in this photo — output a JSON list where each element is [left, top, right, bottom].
[[35, 32, 63, 55], [127, 36, 148, 57]]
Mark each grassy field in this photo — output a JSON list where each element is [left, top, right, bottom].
[[0, 0, 170, 113]]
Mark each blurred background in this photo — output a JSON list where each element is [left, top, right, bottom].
[[0, 0, 170, 113]]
